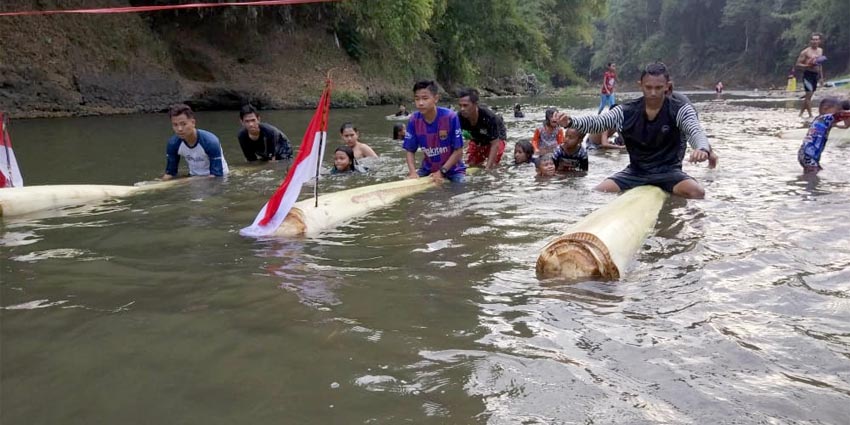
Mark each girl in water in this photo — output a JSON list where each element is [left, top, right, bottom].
[[331, 146, 366, 174], [340, 123, 378, 159], [392, 123, 406, 140], [531, 108, 564, 155], [513, 141, 535, 166]]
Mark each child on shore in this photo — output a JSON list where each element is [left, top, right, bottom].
[[797, 97, 850, 173]]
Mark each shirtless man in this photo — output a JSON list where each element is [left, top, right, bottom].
[[796, 32, 825, 118]]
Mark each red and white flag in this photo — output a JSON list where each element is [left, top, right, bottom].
[[240, 80, 331, 237], [0, 112, 24, 188]]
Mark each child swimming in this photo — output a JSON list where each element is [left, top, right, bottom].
[[331, 146, 366, 174], [797, 97, 850, 173], [513, 141, 534, 166], [535, 153, 556, 177], [553, 128, 589, 172], [340, 123, 378, 159]]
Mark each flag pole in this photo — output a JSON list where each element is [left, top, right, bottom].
[[314, 73, 333, 208], [1, 112, 13, 187]]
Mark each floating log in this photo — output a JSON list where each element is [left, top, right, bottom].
[[0, 181, 177, 218], [273, 176, 453, 237], [536, 185, 669, 280]]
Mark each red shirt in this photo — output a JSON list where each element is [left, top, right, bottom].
[[601, 71, 616, 94]]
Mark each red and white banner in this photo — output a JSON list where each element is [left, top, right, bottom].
[[0, 112, 24, 188], [240, 80, 331, 237]]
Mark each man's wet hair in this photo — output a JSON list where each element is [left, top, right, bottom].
[[413, 80, 440, 95], [640, 62, 671, 82], [239, 104, 258, 120], [458, 88, 480, 104], [168, 104, 194, 119], [811, 32, 823, 39]]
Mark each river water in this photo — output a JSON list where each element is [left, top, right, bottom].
[[2, 92, 849, 424]]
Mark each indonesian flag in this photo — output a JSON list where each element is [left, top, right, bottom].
[[0, 112, 24, 188], [240, 80, 331, 237]]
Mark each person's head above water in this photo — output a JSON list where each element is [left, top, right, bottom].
[[514, 141, 534, 165], [333, 145, 356, 172], [412, 80, 441, 116], [639, 62, 672, 105], [168, 103, 196, 140], [340, 122, 360, 148], [392, 123, 405, 140], [457, 88, 480, 120], [535, 153, 556, 177], [239, 104, 261, 134], [544, 108, 558, 127]]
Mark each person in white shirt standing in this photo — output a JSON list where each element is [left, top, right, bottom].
[[162, 104, 229, 180]]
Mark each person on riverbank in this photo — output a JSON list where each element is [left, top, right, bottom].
[[162, 104, 229, 180], [531, 108, 565, 155], [403, 80, 466, 183], [598, 62, 617, 114], [458, 88, 507, 170], [340, 123, 378, 159], [331, 146, 366, 174], [796, 32, 825, 118], [554, 62, 713, 199], [237, 104, 293, 162], [552, 128, 588, 172], [797, 97, 850, 174], [513, 141, 534, 166]]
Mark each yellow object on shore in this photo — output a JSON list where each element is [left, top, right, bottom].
[[786, 77, 797, 92], [0, 181, 177, 218], [536, 185, 669, 280]]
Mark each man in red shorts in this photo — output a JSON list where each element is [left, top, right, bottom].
[[457, 88, 507, 170]]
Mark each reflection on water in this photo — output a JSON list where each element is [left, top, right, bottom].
[[2, 96, 850, 423]]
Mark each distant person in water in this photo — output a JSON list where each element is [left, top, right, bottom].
[[797, 97, 850, 174], [340, 123, 378, 159], [237, 104, 293, 162], [458, 88, 508, 169], [598, 62, 617, 114], [531, 108, 565, 155], [553, 128, 588, 172], [331, 146, 366, 174], [715, 81, 724, 94], [403, 80, 466, 183], [554, 62, 713, 198], [586, 129, 626, 150], [513, 141, 534, 166], [395, 104, 409, 117], [514, 103, 525, 118], [392, 123, 406, 140], [796, 32, 825, 118], [162, 104, 229, 180]]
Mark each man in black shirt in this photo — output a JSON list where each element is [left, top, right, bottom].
[[237, 104, 293, 162], [457, 88, 507, 170]]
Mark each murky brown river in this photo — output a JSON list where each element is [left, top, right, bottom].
[[2, 92, 849, 424]]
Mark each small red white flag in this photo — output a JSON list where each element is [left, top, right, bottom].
[[240, 80, 331, 237], [0, 112, 24, 188]]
